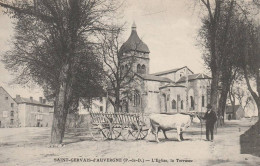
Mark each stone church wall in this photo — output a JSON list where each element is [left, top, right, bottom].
[[178, 79, 210, 112], [145, 81, 164, 114]]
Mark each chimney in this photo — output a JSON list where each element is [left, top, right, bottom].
[[16, 95, 21, 100], [30, 97, 33, 102], [39, 97, 43, 103], [43, 99, 46, 104]]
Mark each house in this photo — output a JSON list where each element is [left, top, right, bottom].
[[78, 97, 107, 114], [0, 86, 19, 127], [225, 105, 245, 120], [15, 95, 54, 127]]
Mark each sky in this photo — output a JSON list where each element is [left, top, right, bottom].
[[0, 0, 207, 99]]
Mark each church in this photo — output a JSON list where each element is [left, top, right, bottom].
[[79, 23, 212, 114]]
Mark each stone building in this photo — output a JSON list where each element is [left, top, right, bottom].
[[78, 97, 107, 114], [15, 95, 53, 127], [82, 23, 212, 114], [114, 23, 212, 114], [225, 105, 245, 120], [0, 86, 19, 127]]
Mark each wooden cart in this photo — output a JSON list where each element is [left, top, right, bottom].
[[89, 112, 149, 141]]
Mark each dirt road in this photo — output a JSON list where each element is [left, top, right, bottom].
[[0, 118, 260, 166]]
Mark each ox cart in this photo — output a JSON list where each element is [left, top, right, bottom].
[[89, 112, 149, 141]]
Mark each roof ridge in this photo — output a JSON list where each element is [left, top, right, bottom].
[[152, 66, 189, 76]]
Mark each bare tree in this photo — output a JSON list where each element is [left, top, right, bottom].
[[0, 0, 117, 144], [97, 25, 139, 112]]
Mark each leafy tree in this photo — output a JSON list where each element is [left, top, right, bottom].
[[197, 0, 258, 122], [237, 20, 260, 122], [0, 0, 116, 144], [197, 0, 236, 116]]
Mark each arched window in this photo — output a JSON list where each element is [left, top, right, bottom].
[[181, 100, 184, 109], [202, 95, 205, 107], [141, 64, 146, 74], [190, 96, 194, 110], [162, 94, 167, 112], [133, 90, 140, 107], [172, 100, 176, 109], [137, 64, 141, 73]]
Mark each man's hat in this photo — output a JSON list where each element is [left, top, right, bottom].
[[206, 104, 212, 109]]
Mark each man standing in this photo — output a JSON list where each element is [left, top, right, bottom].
[[203, 104, 217, 141]]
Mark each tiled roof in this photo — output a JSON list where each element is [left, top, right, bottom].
[[15, 97, 53, 107], [120, 23, 150, 53], [159, 82, 185, 89], [176, 73, 211, 83], [226, 105, 241, 113], [136, 74, 172, 83], [152, 66, 193, 76]]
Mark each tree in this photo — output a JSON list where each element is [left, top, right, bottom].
[[0, 0, 117, 144], [229, 80, 253, 112], [197, 0, 258, 122], [239, 21, 260, 123], [97, 25, 138, 112], [196, 0, 234, 114]]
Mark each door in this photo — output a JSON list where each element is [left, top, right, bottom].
[[37, 121, 40, 127]]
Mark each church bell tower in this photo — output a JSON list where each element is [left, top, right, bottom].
[[120, 23, 150, 75]]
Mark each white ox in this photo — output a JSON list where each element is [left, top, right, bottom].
[[149, 113, 201, 143]]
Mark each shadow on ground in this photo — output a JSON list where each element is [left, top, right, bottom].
[[240, 121, 260, 157]]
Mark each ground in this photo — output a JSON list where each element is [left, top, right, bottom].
[[0, 118, 260, 166]]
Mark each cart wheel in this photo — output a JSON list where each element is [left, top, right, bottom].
[[90, 116, 111, 141], [121, 122, 140, 140], [109, 124, 121, 140], [137, 121, 149, 140]]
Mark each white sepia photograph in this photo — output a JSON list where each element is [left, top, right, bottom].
[[0, 0, 260, 165]]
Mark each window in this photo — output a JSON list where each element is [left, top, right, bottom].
[[100, 106, 103, 112], [172, 100, 176, 109], [141, 64, 146, 74], [137, 64, 141, 73], [181, 100, 184, 109], [10, 111, 14, 117], [10, 119, 14, 125], [202, 96, 205, 107], [11, 103, 14, 107], [190, 96, 194, 110], [133, 90, 140, 107]]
